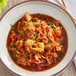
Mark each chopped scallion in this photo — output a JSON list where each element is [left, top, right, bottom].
[[23, 55, 26, 58], [32, 35, 35, 39], [9, 52, 16, 60], [11, 44, 17, 48], [38, 13, 41, 19], [47, 21, 56, 28], [35, 31, 37, 40], [17, 30, 22, 35], [32, 31, 37, 40], [48, 37, 51, 42], [12, 54, 16, 60], [25, 51, 28, 54], [23, 51, 28, 58], [10, 24, 14, 28]]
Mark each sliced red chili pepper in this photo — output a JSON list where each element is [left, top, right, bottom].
[[46, 16, 53, 21], [11, 34, 17, 43], [32, 56, 43, 64], [33, 58, 43, 64], [53, 34, 56, 41], [32, 56, 35, 60]]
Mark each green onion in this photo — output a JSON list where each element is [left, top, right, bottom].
[[48, 37, 51, 42], [10, 24, 14, 28], [32, 31, 37, 40], [23, 55, 26, 58], [47, 21, 56, 28], [17, 30, 22, 35], [32, 35, 35, 39], [12, 54, 16, 60], [9, 52, 16, 60], [9, 52, 12, 56], [11, 44, 17, 48], [38, 13, 41, 19], [23, 51, 28, 58], [35, 31, 37, 40], [49, 37, 51, 40], [57, 55, 62, 61], [25, 51, 28, 54], [36, 38, 40, 41]]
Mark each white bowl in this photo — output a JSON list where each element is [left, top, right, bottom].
[[0, 0, 76, 76]]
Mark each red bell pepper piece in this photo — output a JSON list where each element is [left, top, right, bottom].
[[46, 16, 53, 21], [11, 34, 17, 43], [53, 34, 56, 41]]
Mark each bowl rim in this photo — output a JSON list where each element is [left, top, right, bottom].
[[0, 0, 76, 76]]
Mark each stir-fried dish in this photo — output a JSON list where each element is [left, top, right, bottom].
[[7, 12, 68, 71]]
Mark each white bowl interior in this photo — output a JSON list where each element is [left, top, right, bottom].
[[0, 1, 76, 76]]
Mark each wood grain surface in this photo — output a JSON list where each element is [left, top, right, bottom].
[[0, 0, 76, 76]]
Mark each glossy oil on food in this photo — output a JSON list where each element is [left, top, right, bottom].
[[7, 12, 68, 72]]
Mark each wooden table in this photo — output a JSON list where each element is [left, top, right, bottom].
[[0, 0, 76, 76]]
